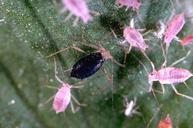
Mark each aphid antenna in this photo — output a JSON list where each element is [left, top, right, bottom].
[[169, 50, 191, 67], [46, 45, 86, 58], [131, 53, 153, 92]]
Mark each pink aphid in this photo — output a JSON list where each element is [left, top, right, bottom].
[[53, 83, 71, 114], [148, 67, 193, 100], [116, 0, 141, 10], [62, 0, 92, 24], [149, 67, 193, 85], [180, 34, 193, 46], [123, 26, 148, 51], [164, 13, 185, 44]]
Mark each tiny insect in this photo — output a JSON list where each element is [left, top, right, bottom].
[[157, 115, 172, 128], [148, 52, 193, 100], [134, 48, 193, 101], [122, 19, 154, 68], [164, 13, 185, 45], [61, 0, 92, 25], [43, 58, 86, 114], [116, 0, 141, 10], [124, 97, 140, 117], [47, 43, 124, 80], [180, 34, 193, 46], [153, 21, 166, 39]]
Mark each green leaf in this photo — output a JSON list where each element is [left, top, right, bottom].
[[1, 0, 193, 127]]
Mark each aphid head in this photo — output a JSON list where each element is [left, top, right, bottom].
[[81, 14, 92, 24], [99, 47, 113, 60], [148, 70, 158, 84]]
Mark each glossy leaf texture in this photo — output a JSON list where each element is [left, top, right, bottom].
[[1, 0, 193, 127]]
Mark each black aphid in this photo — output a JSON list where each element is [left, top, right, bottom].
[[71, 52, 105, 79], [47, 44, 125, 80]]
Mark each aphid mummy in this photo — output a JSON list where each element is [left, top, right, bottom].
[[180, 34, 193, 46], [164, 13, 185, 44], [61, 0, 92, 24], [116, 0, 141, 10], [157, 115, 172, 128]]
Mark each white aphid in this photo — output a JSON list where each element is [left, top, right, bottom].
[[124, 97, 140, 117], [153, 21, 166, 39]]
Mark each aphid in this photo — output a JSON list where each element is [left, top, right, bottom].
[[53, 84, 71, 113], [122, 19, 154, 68], [164, 13, 185, 45], [147, 52, 193, 100], [61, 0, 92, 25], [51, 58, 86, 114], [153, 21, 166, 39], [47, 43, 124, 80], [116, 0, 141, 10], [157, 115, 172, 128], [124, 97, 140, 117], [123, 26, 148, 52], [134, 49, 193, 100], [180, 34, 193, 46]]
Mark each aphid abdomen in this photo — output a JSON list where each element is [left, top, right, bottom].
[[71, 52, 105, 79], [53, 85, 71, 113], [158, 67, 193, 84]]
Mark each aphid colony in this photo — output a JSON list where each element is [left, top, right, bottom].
[[46, 0, 193, 121]]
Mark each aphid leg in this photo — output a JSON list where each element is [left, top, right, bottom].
[[39, 95, 56, 108], [60, 7, 67, 14], [161, 84, 165, 94], [70, 101, 81, 113], [183, 82, 190, 89], [80, 42, 99, 49], [71, 94, 87, 107], [171, 84, 193, 101], [123, 45, 132, 65], [146, 104, 162, 128], [46, 45, 85, 58], [101, 67, 113, 84], [111, 58, 125, 67], [73, 17, 79, 26], [160, 41, 167, 68], [64, 13, 73, 22], [141, 51, 155, 70], [169, 50, 191, 66], [54, 57, 64, 84]]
